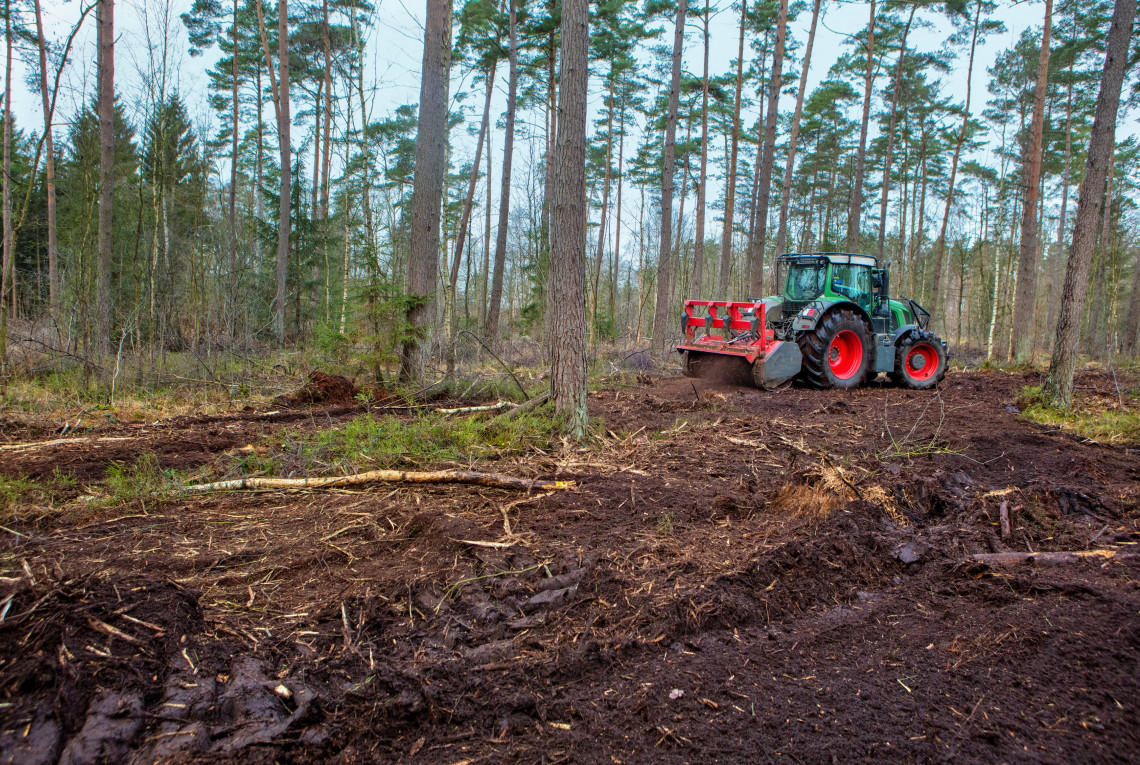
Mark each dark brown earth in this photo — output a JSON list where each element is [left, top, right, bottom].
[[1, 370, 1138, 764]]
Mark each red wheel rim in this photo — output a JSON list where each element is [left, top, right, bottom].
[[905, 344, 939, 381], [828, 330, 863, 380]]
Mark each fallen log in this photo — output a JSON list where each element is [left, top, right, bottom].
[[493, 391, 550, 422], [969, 549, 1137, 566], [433, 401, 511, 415], [183, 468, 574, 494]]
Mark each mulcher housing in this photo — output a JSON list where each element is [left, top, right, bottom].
[[677, 252, 948, 389]]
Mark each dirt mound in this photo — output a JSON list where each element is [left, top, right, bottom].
[[280, 370, 360, 405]]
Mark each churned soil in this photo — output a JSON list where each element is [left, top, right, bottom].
[[1, 370, 1137, 764]]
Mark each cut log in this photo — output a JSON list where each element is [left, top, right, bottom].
[[999, 500, 1011, 538], [970, 549, 1136, 566], [183, 468, 573, 494]]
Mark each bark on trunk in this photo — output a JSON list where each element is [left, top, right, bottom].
[[844, 0, 876, 253], [1043, 0, 1135, 407], [1009, 0, 1052, 361], [652, 0, 687, 356], [716, 0, 746, 295], [773, 0, 820, 259], [548, 0, 589, 438], [748, 0, 786, 298], [96, 0, 115, 355], [400, 0, 451, 381], [485, 0, 518, 342]]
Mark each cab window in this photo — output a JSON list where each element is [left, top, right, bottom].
[[830, 264, 872, 309]]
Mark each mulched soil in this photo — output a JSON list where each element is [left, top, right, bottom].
[[0, 370, 1137, 764]]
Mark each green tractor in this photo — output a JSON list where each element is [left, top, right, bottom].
[[676, 252, 947, 390]]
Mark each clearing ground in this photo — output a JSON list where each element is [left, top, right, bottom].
[[1, 370, 1138, 764]]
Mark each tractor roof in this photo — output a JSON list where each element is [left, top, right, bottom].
[[778, 252, 879, 268]]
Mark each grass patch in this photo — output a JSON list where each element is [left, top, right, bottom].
[[265, 409, 565, 475], [0, 475, 36, 513], [104, 453, 179, 504], [1017, 385, 1140, 444]]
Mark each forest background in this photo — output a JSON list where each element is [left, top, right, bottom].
[[0, 0, 1137, 421]]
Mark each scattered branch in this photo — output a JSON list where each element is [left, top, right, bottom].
[[182, 468, 574, 494]]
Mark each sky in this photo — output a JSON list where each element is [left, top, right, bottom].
[[6, 0, 1136, 253]]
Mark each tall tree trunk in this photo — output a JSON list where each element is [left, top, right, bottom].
[[96, 0, 115, 354], [227, 0, 240, 339], [716, 0, 746, 295], [450, 63, 496, 301], [256, 0, 291, 343], [400, 0, 450, 381], [1009, 0, 1052, 361], [320, 0, 332, 220], [591, 74, 616, 344], [548, 0, 589, 438], [773, 0, 820, 258], [1124, 244, 1140, 353], [485, 0, 518, 342], [1, 0, 11, 359], [929, 4, 978, 320], [1047, 77, 1073, 346], [874, 4, 915, 262], [748, 0, 786, 298], [275, 0, 291, 343], [1044, 0, 1134, 407], [33, 0, 62, 315], [1087, 157, 1115, 355], [480, 129, 491, 329], [845, 0, 876, 252], [652, 0, 687, 356], [448, 60, 497, 366], [690, 0, 711, 299]]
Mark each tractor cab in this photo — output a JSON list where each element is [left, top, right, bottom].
[[775, 253, 876, 315]]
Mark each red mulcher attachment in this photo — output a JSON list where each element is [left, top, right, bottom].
[[677, 300, 803, 389]]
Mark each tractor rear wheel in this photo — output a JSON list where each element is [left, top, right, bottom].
[[797, 308, 873, 389], [681, 350, 706, 378], [890, 330, 947, 389]]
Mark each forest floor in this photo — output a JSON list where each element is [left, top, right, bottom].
[[0, 368, 1138, 764]]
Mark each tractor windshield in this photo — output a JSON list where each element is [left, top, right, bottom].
[[783, 260, 828, 301]]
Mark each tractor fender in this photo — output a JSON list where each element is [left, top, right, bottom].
[[792, 300, 874, 334], [891, 324, 922, 344]]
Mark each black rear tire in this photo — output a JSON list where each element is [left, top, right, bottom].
[[890, 330, 947, 389], [796, 308, 873, 390]]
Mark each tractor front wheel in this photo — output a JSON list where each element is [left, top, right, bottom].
[[797, 308, 873, 389], [890, 331, 947, 389]]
